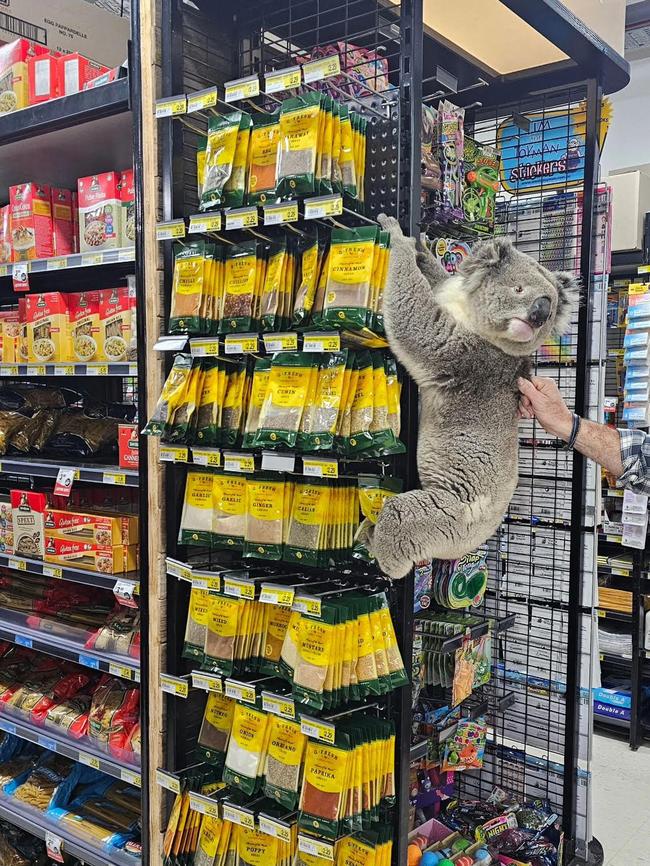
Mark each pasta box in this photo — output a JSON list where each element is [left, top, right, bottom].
[[0, 205, 11, 264], [68, 291, 101, 363], [44, 508, 139, 546], [58, 53, 109, 96], [119, 169, 135, 248], [27, 52, 60, 105], [11, 489, 49, 560], [9, 182, 54, 261], [44, 537, 138, 573], [118, 423, 139, 470], [98, 285, 136, 362], [50, 188, 74, 257], [77, 172, 121, 253], [0, 38, 49, 115], [24, 292, 70, 364]]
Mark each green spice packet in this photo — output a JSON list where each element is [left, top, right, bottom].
[[220, 240, 258, 334], [200, 110, 242, 211], [260, 236, 287, 333], [169, 241, 206, 335], [142, 352, 193, 437], [322, 226, 378, 331], [182, 586, 210, 662], [262, 715, 306, 810], [291, 225, 319, 328], [297, 350, 348, 452], [253, 352, 319, 450], [223, 702, 269, 795], [277, 92, 321, 198], [194, 358, 220, 447], [291, 602, 337, 710], [197, 691, 234, 768], [299, 732, 351, 840], [246, 112, 281, 206], [283, 477, 331, 567], [223, 111, 252, 209]]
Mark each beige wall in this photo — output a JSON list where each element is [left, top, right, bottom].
[[563, 0, 626, 56]]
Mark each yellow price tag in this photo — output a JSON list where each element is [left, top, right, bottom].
[[156, 220, 186, 240], [3, 366, 18, 376], [264, 66, 301, 94], [26, 365, 46, 376], [160, 445, 189, 463], [192, 574, 221, 592], [263, 201, 299, 226], [189, 213, 222, 233], [223, 453, 255, 473], [259, 584, 295, 607], [187, 87, 218, 113], [82, 253, 103, 266], [298, 836, 335, 860], [192, 672, 223, 692], [225, 679, 256, 704], [300, 716, 336, 744], [258, 815, 292, 842], [109, 662, 134, 679], [8, 559, 27, 571], [0, 266, 7, 277], [121, 769, 141, 787], [103, 471, 126, 485], [224, 75, 260, 102], [54, 365, 74, 376], [303, 457, 339, 478], [190, 340, 220, 357], [302, 54, 341, 83], [225, 207, 258, 230], [191, 449, 221, 467], [224, 334, 258, 354], [262, 692, 296, 720], [156, 96, 187, 117], [47, 257, 68, 270], [79, 754, 101, 770], [87, 364, 109, 376], [156, 769, 181, 794], [224, 576, 256, 599], [263, 333, 298, 353], [597, 610, 606, 618], [302, 332, 341, 352], [293, 595, 322, 617], [43, 566, 63, 579], [160, 675, 189, 698], [303, 195, 343, 220], [223, 804, 255, 828]]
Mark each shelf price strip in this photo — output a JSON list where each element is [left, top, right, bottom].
[[264, 65, 301, 94], [156, 219, 186, 240]]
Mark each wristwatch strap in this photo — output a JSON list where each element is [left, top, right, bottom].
[[564, 413, 581, 450]]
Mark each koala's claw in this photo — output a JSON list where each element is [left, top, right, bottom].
[[378, 214, 414, 247]]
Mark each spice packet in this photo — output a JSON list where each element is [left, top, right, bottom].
[[291, 227, 320, 327], [253, 352, 318, 449], [197, 692, 235, 767], [339, 104, 356, 200], [353, 475, 402, 562], [221, 241, 258, 334], [284, 478, 331, 566], [323, 227, 378, 330], [167, 357, 202, 443], [244, 474, 286, 560], [277, 92, 322, 198], [142, 353, 193, 437], [195, 358, 221, 447], [297, 350, 347, 451], [242, 358, 271, 449], [200, 111, 242, 211], [223, 112, 251, 209], [182, 587, 211, 662], [170, 242, 207, 334], [262, 715, 307, 809], [260, 605, 292, 677], [260, 237, 286, 332], [203, 594, 242, 675], [223, 702, 270, 795], [178, 469, 214, 546], [212, 472, 246, 549], [220, 361, 248, 447], [246, 113, 280, 205], [299, 733, 351, 840]]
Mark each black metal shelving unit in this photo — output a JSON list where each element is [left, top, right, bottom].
[[150, 2, 628, 864]]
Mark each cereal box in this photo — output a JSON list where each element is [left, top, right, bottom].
[[0, 206, 11, 264], [9, 183, 53, 261], [119, 169, 135, 248], [77, 172, 121, 253], [118, 423, 139, 470], [0, 38, 49, 115], [71, 192, 79, 253], [58, 54, 109, 97], [24, 292, 70, 363], [0, 311, 20, 363], [11, 489, 49, 560], [27, 53, 59, 105], [50, 188, 74, 257], [68, 291, 100, 363], [44, 508, 139, 545], [98, 285, 136, 362], [44, 537, 138, 573]]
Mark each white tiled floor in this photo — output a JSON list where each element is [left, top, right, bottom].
[[593, 731, 650, 864]]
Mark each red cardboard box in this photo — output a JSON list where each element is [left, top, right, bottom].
[[27, 53, 59, 105], [119, 169, 135, 247], [118, 424, 139, 470], [9, 182, 53, 261], [58, 54, 109, 97], [0, 206, 11, 264], [77, 172, 120, 252], [50, 188, 74, 257], [11, 489, 49, 560], [0, 38, 49, 114]]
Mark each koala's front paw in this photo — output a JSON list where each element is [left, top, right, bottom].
[[378, 214, 415, 249], [371, 497, 414, 579]]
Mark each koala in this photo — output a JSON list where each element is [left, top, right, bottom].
[[370, 216, 578, 579]]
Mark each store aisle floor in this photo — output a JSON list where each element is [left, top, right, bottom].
[[593, 731, 650, 864]]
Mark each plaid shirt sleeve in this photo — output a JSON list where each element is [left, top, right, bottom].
[[617, 428, 650, 495]]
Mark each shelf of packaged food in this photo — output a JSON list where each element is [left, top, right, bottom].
[[0, 550, 139, 593], [0, 362, 137, 377], [0, 246, 135, 278], [0, 712, 140, 786], [0, 792, 137, 866], [0, 615, 139, 683], [0, 457, 138, 487]]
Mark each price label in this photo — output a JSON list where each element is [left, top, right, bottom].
[[156, 96, 187, 117], [0, 265, 8, 277], [264, 65, 301, 94], [156, 219, 186, 240], [156, 769, 181, 794], [612, 567, 631, 576], [259, 584, 295, 607], [119, 247, 136, 262], [304, 194, 343, 220], [225, 679, 256, 704], [79, 753, 101, 770], [0, 719, 16, 735], [190, 792, 220, 817], [54, 365, 75, 376], [261, 450, 295, 473], [597, 610, 606, 618], [223, 575, 256, 599], [114, 579, 139, 608], [160, 674, 189, 698], [192, 671, 223, 692], [302, 54, 341, 84], [160, 445, 189, 463], [109, 662, 135, 679], [258, 814, 292, 842], [1, 365, 18, 376], [43, 566, 63, 579], [262, 691, 296, 720], [223, 803, 255, 828], [293, 594, 322, 617], [103, 471, 127, 485], [192, 574, 222, 592], [82, 253, 104, 266], [187, 87, 218, 113], [302, 332, 341, 352], [15, 635, 32, 648], [262, 332, 298, 353], [263, 201, 299, 225], [47, 257, 68, 270], [300, 715, 336, 744], [46, 831, 64, 863], [224, 74, 260, 102], [26, 365, 46, 376], [87, 364, 109, 376], [8, 559, 27, 571], [189, 213, 222, 233], [303, 457, 339, 478], [225, 207, 258, 230], [190, 339, 220, 357], [78, 654, 101, 670], [166, 558, 193, 581], [223, 452, 255, 473], [121, 768, 141, 787], [224, 334, 258, 354], [12, 263, 29, 293], [54, 467, 75, 498], [298, 835, 335, 860], [191, 448, 221, 467]]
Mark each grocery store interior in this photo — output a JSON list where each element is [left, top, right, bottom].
[[0, 1, 648, 865]]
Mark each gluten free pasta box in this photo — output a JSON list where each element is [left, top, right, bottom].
[[99, 285, 137, 362], [77, 172, 121, 253], [50, 188, 75, 257], [44, 537, 138, 573], [44, 508, 139, 546], [68, 291, 100, 363], [24, 292, 70, 364]]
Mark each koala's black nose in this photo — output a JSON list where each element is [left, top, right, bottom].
[[528, 296, 552, 327]]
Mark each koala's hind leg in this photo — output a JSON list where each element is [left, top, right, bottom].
[[371, 487, 475, 579]]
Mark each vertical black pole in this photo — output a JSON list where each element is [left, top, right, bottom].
[[563, 77, 602, 860], [630, 549, 643, 750]]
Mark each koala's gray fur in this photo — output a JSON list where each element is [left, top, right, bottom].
[[370, 216, 579, 579]]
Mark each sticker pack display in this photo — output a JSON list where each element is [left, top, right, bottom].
[[430, 547, 489, 609]]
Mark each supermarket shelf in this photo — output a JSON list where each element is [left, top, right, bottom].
[[0, 792, 135, 866], [0, 456, 138, 487], [0, 246, 135, 278], [0, 615, 140, 682], [597, 608, 633, 623], [0, 550, 139, 592], [0, 712, 140, 786], [0, 362, 137, 377]]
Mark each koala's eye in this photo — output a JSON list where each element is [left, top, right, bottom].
[[514, 286, 524, 294]]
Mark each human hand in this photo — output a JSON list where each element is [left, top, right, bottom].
[[517, 376, 574, 440]]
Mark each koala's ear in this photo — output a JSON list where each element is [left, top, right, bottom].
[[460, 237, 514, 276], [552, 271, 580, 336]]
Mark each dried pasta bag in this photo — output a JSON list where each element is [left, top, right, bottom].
[[244, 474, 286, 560], [263, 715, 307, 809], [223, 112, 251, 209], [88, 675, 140, 760], [246, 113, 280, 205], [182, 587, 211, 661], [253, 352, 317, 449], [297, 350, 347, 452], [299, 734, 351, 840], [292, 603, 337, 709], [339, 104, 357, 200], [242, 358, 270, 449], [195, 358, 221, 447], [260, 604, 291, 676], [85, 606, 141, 659], [221, 241, 258, 334], [260, 237, 287, 332], [9, 407, 59, 454], [9, 753, 84, 812], [197, 692, 235, 767], [291, 226, 319, 327], [277, 92, 321, 198], [212, 472, 246, 549], [169, 242, 207, 334], [203, 594, 242, 675], [223, 702, 269, 795], [323, 227, 378, 330], [178, 470, 215, 546], [200, 111, 242, 211], [197, 136, 208, 200]]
